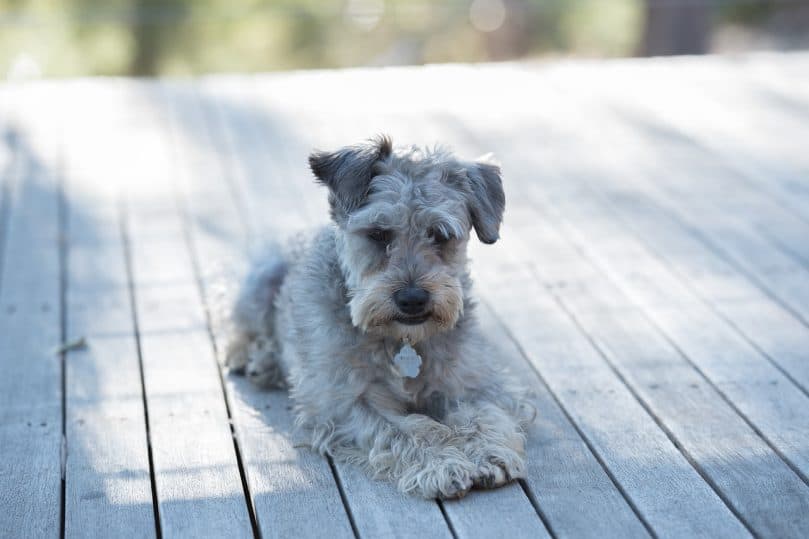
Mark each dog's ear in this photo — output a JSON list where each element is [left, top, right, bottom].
[[464, 157, 505, 244], [309, 135, 392, 220]]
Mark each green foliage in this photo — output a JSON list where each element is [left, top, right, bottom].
[[720, 1, 775, 26], [0, 0, 770, 78]]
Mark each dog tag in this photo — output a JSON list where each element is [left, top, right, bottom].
[[394, 342, 422, 378]]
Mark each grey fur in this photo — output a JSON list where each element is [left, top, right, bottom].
[[226, 137, 531, 499]]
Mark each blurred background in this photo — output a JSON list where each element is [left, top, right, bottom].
[[2, 0, 808, 79]]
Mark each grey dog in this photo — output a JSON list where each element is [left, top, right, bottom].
[[225, 135, 531, 499]]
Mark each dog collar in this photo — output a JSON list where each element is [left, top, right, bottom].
[[393, 339, 422, 378]]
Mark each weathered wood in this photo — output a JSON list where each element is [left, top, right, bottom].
[[441, 485, 551, 539], [548, 57, 809, 228], [528, 77, 809, 399], [448, 83, 809, 487], [128, 216, 253, 539], [0, 87, 63, 539], [471, 242, 752, 538], [4, 54, 809, 538], [589, 191, 809, 394], [475, 304, 651, 539], [577, 85, 809, 320], [554, 57, 809, 257], [502, 214, 809, 537], [116, 84, 253, 539], [164, 82, 358, 539], [61, 81, 155, 539], [536, 74, 809, 394]]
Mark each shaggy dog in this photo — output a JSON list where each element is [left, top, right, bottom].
[[226, 136, 530, 499]]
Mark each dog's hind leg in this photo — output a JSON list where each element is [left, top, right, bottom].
[[225, 248, 289, 388]]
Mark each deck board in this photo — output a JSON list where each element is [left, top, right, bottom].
[[461, 118, 809, 483], [62, 82, 156, 539], [1, 53, 809, 538], [117, 85, 254, 538], [473, 256, 752, 538], [500, 213, 809, 537], [163, 84, 360, 539], [0, 87, 64, 539]]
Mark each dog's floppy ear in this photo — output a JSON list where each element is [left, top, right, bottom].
[[464, 157, 505, 244], [309, 135, 392, 220]]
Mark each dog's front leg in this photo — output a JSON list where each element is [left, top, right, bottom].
[[314, 403, 478, 499], [443, 399, 528, 489]]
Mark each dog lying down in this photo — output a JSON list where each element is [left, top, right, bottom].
[[226, 135, 532, 499]]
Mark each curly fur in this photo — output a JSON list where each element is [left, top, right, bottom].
[[226, 137, 532, 499]]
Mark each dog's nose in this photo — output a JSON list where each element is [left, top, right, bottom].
[[394, 286, 430, 315]]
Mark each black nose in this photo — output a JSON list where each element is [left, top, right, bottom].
[[393, 286, 430, 315]]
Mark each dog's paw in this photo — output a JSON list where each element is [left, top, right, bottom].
[[424, 470, 474, 500], [225, 333, 250, 374], [472, 455, 519, 489], [245, 336, 287, 389], [400, 459, 475, 500], [246, 361, 287, 389], [439, 475, 474, 499]]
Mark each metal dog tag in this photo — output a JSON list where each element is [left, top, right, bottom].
[[393, 342, 422, 378]]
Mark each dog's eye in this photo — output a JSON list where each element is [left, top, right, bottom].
[[429, 228, 451, 245], [367, 229, 392, 245]]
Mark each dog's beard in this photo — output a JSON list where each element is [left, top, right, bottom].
[[349, 273, 464, 344]]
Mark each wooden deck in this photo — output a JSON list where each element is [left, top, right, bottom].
[[1, 52, 809, 538]]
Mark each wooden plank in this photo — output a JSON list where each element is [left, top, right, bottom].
[[497, 79, 809, 395], [550, 57, 809, 258], [460, 101, 809, 480], [553, 70, 809, 326], [470, 304, 650, 539], [226, 382, 358, 539], [569, 121, 809, 398], [332, 464, 456, 539], [165, 81, 357, 539], [61, 81, 155, 539], [64, 337, 155, 539], [443, 75, 809, 469], [471, 248, 751, 538], [437, 92, 809, 535], [128, 213, 253, 539], [441, 485, 551, 539], [202, 78, 312, 240], [547, 57, 809, 226], [0, 85, 63, 539], [589, 191, 809, 394], [0, 101, 11, 212], [114, 82, 253, 539], [502, 213, 809, 537]]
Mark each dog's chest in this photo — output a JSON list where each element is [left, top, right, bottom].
[[393, 354, 458, 421]]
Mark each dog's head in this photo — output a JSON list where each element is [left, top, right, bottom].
[[310, 135, 504, 343]]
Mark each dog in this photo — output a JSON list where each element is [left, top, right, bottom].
[[225, 135, 531, 499]]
